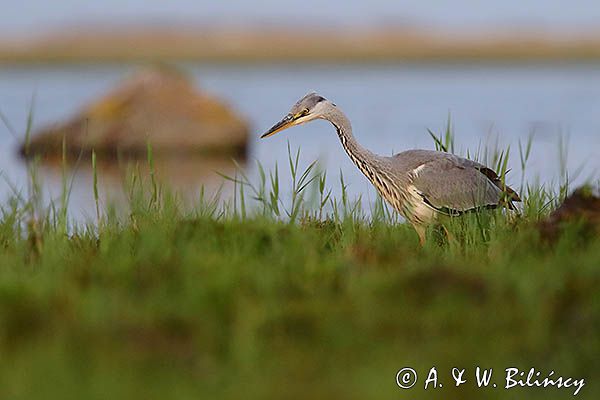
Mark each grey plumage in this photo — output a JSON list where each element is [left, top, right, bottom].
[[391, 150, 511, 213], [262, 92, 520, 243]]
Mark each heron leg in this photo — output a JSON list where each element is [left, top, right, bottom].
[[420, 223, 456, 247], [440, 224, 457, 246], [414, 225, 427, 246], [414, 224, 455, 247]]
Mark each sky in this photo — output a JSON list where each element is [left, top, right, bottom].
[[2, 0, 600, 36]]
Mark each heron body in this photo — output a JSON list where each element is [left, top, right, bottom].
[[262, 92, 520, 243]]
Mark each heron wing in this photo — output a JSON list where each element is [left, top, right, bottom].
[[410, 156, 504, 214]]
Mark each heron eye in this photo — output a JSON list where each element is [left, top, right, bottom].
[[302, 108, 309, 115]]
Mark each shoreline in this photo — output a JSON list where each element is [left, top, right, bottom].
[[2, 26, 600, 65]]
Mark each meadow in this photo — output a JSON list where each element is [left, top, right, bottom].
[[0, 134, 598, 399]]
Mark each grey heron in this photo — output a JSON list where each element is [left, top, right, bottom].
[[262, 92, 520, 244]]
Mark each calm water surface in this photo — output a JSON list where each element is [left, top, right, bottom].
[[1, 64, 599, 219]]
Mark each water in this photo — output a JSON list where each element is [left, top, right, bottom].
[[1, 63, 600, 219]]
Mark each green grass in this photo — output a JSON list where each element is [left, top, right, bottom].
[[0, 137, 598, 399]]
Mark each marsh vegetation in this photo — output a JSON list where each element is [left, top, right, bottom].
[[0, 129, 597, 399]]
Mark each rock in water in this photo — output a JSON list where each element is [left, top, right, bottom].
[[21, 66, 249, 158]]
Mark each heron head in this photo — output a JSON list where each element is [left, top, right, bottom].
[[261, 92, 332, 138]]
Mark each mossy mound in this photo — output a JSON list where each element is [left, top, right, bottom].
[[22, 66, 249, 158]]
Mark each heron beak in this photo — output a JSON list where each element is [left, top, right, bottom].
[[261, 114, 296, 138]]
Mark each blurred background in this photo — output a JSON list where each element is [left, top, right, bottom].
[[2, 1, 600, 218]]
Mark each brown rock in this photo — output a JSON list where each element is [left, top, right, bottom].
[[21, 66, 249, 158], [539, 186, 600, 241]]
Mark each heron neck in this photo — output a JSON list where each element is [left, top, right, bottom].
[[325, 107, 379, 170]]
